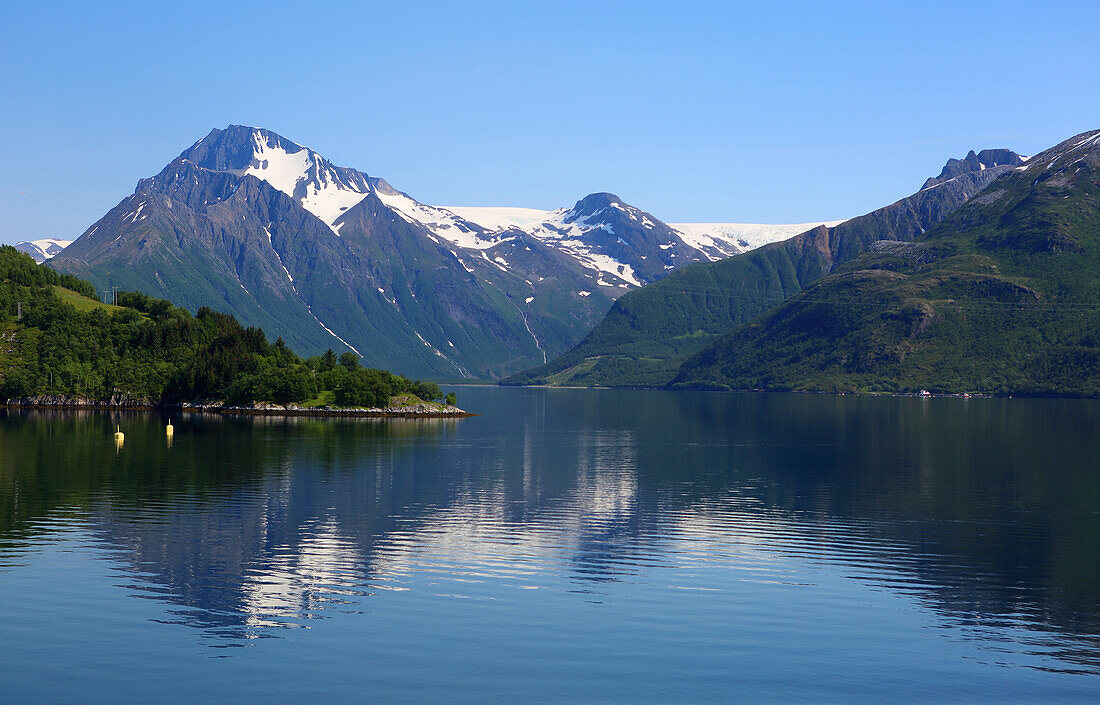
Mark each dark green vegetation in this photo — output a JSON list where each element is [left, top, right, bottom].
[[675, 130, 1100, 396], [508, 150, 1023, 387], [0, 246, 452, 408]]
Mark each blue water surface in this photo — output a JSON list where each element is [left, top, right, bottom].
[[1, 387, 1098, 703]]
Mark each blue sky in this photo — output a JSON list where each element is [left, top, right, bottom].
[[2, 0, 1098, 244]]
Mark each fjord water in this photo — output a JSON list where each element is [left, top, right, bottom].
[[1, 389, 1098, 703]]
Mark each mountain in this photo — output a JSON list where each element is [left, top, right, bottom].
[[674, 129, 1100, 396], [47, 126, 836, 380], [14, 238, 72, 263], [506, 146, 1025, 387]]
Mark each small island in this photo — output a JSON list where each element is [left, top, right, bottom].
[[0, 246, 467, 417]]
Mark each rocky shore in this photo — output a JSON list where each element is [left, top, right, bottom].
[[1, 394, 472, 418]]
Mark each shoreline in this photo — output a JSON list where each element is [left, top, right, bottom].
[[492, 383, 1063, 400], [1, 396, 474, 418]]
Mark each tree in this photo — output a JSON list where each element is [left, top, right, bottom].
[[339, 352, 359, 371], [411, 380, 441, 402], [321, 349, 337, 371]]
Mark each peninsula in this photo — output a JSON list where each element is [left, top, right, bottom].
[[0, 246, 466, 416]]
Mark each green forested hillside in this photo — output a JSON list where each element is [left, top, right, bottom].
[[674, 130, 1100, 396], [0, 246, 451, 408]]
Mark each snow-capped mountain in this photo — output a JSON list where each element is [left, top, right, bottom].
[[433, 207, 842, 275], [178, 128, 795, 289], [48, 125, 841, 379], [14, 238, 73, 263], [195, 129, 840, 285], [181, 127, 374, 233]]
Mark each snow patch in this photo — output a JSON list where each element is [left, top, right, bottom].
[[672, 221, 846, 258], [244, 130, 370, 233], [376, 191, 503, 250], [263, 228, 294, 283], [311, 312, 360, 356], [444, 206, 556, 231], [441, 205, 645, 286]]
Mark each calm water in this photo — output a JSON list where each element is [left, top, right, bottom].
[[1, 388, 1099, 703]]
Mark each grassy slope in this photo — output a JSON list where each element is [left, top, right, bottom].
[[504, 230, 833, 386], [674, 131, 1100, 396]]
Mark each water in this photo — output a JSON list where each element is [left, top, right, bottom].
[[1, 387, 1098, 703]]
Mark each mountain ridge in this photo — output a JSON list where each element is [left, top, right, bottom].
[[673, 129, 1100, 396], [505, 146, 1025, 387], [51, 126, 840, 379]]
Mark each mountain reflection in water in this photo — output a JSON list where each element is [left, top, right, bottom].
[[1, 389, 1099, 692]]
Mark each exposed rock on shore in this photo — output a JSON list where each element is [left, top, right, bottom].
[[2, 395, 470, 417]]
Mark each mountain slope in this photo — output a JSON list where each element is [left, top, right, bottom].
[[674, 129, 1100, 395], [507, 147, 1024, 387]]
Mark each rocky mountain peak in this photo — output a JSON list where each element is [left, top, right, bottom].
[[563, 192, 659, 233], [179, 125, 293, 172], [568, 192, 624, 217], [176, 125, 372, 231], [921, 148, 1025, 190]]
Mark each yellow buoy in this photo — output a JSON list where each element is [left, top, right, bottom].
[[166, 419, 174, 435], [114, 425, 124, 451]]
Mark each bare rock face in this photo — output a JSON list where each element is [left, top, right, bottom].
[[7, 394, 153, 408], [921, 149, 1025, 190]]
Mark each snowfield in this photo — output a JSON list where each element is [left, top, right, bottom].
[[671, 221, 846, 257]]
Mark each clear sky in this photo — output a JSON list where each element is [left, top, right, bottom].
[[2, 0, 1098, 244]]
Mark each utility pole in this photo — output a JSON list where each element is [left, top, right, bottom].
[[16, 302, 21, 321]]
